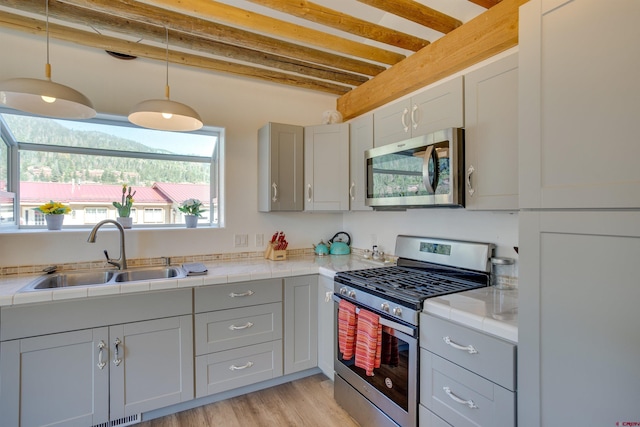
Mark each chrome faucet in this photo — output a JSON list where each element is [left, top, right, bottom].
[[87, 219, 128, 270]]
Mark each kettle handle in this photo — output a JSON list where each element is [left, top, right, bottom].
[[329, 232, 351, 246]]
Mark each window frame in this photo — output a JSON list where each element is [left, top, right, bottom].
[[0, 108, 224, 230]]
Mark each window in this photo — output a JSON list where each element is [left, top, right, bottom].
[[0, 109, 223, 228]]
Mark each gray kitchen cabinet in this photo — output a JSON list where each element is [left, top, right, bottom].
[[304, 123, 350, 211], [348, 114, 373, 211], [419, 313, 516, 427], [373, 76, 464, 147], [317, 274, 335, 380], [519, 0, 640, 209], [258, 122, 304, 212], [464, 52, 519, 210], [194, 279, 284, 397], [284, 275, 318, 374], [0, 289, 193, 427]]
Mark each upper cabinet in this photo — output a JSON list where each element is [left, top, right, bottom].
[[464, 52, 519, 210], [519, 0, 640, 209], [373, 76, 464, 147], [304, 123, 350, 211], [348, 114, 373, 211], [258, 123, 304, 212]]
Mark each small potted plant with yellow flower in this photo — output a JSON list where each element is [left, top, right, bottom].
[[178, 198, 205, 228], [113, 184, 136, 229], [37, 200, 72, 230]]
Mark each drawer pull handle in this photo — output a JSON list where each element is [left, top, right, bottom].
[[443, 336, 478, 354], [229, 361, 254, 371], [229, 322, 254, 331], [443, 386, 479, 409], [229, 290, 255, 298]]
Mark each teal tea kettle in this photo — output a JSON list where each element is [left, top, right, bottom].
[[313, 240, 330, 256], [328, 232, 351, 255]]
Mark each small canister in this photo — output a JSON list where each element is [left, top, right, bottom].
[[490, 257, 516, 289]]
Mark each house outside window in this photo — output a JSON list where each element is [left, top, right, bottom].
[[0, 109, 223, 229]]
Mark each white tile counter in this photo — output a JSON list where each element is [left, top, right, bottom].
[[423, 287, 518, 343], [0, 255, 379, 307]]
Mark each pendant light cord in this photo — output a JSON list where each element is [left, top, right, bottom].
[[45, 0, 51, 80], [164, 26, 170, 100]]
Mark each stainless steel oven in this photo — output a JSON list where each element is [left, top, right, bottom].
[[333, 236, 494, 427]]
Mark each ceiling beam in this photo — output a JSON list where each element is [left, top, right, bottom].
[[0, 11, 352, 95], [337, 0, 528, 120], [468, 0, 503, 8], [356, 0, 462, 34], [136, 0, 406, 66], [12, 0, 386, 77], [246, 0, 430, 52]]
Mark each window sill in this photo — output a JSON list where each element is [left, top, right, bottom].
[[0, 224, 219, 235]]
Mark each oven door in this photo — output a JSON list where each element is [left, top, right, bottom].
[[333, 295, 417, 427], [365, 127, 464, 209]]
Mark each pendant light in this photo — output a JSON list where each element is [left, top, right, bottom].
[[128, 27, 202, 132], [0, 0, 96, 119]]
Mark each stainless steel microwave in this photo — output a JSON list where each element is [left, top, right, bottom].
[[365, 128, 464, 209]]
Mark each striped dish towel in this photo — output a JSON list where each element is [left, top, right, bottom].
[[355, 308, 382, 376], [338, 299, 357, 360]]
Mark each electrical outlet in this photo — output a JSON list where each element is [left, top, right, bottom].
[[255, 233, 264, 247], [234, 234, 249, 247]]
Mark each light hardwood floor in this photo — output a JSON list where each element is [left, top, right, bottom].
[[138, 374, 360, 427]]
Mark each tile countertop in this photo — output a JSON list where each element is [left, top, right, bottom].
[[0, 255, 382, 307], [423, 287, 519, 343]]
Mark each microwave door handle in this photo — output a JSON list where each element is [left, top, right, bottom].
[[422, 145, 437, 194]]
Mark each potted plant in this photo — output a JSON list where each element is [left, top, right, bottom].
[[37, 200, 71, 230], [113, 184, 136, 229], [178, 198, 205, 228]]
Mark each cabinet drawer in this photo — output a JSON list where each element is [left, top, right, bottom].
[[420, 313, 516, 390], [419, 404, 451, 427], [195, 341, 283, 397], [420, 350, 515, 427], [194, 279, 282, 312], [195, 303, 282, 355]]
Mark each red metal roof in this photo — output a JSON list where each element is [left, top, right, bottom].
[[20, 182, 177, 204], [152, 183, 210, 204]]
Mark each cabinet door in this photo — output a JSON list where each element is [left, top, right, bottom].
[[109, 315, 193, 420], [464, 53, 519, 210], [518, 211, 640, 427], [373, 99, 411, 147], [0, 328, 109, 427], [411, 76, 464, 137], [519, 0, 640, 208], [349, 114, 373, 211], [284, 275, 318, 374], [258, 122, 304, 212], [304, 123, 350, 211], [317, 275, 335, 380]]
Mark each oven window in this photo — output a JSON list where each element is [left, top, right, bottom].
[[337, 326, 410, 411]]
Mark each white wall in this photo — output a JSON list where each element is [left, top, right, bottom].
[[0, 28, 519, 268], [0, 28, 343, 267]]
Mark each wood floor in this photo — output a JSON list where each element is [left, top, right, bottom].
[[138, 374, 361, 427]]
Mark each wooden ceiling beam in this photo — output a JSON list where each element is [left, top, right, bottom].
[[356, 0, 462, 34], [0, 11, 352, 95], [468, 0, 503, 9], [246, 0, 430, 52], [337, 0, 528, 120], [136, 0, 405, 66], [35, 0, 386, 77]]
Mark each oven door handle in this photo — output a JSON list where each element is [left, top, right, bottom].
[[333, 294, 416, 337]]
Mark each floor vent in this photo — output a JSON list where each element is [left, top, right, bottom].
[[91, 414, 140, 427]]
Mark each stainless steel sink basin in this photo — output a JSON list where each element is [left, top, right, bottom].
[[113, 267, 184, 282], [20, 267, 186, 292]]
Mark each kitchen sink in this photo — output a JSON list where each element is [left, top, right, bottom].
[[20, 267, 186, 292]]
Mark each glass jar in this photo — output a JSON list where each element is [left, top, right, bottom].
[[490, 257, 516, 289]]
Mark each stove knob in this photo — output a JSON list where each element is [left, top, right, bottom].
[[348, 290, 356, 298], [380, 303, 390, 313], [339, 287, 348, 296], [393, 307, 403, 316]]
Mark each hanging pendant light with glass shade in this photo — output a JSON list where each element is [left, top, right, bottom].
[[128, 27, 203, 132], [0, 0, 96, 119]]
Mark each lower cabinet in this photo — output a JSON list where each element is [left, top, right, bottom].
[[419, 313, 516, 427], [284, 275, 318, 374], [0, 315, 193, 427]]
